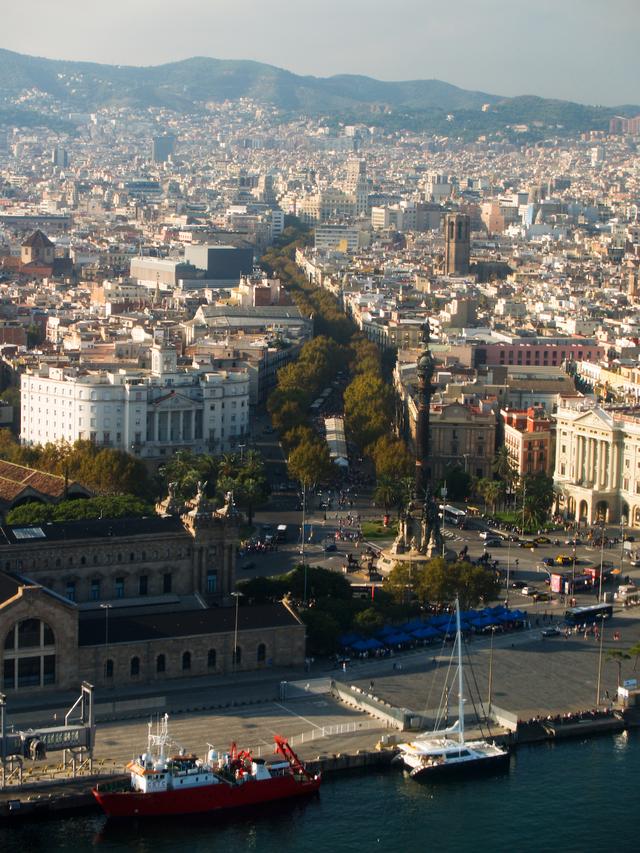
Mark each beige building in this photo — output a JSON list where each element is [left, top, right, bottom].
[[502, 407, 554, 477], [554, 404, 640, 527], [395, 365, 496, 481], [0, 496, 305, 696]]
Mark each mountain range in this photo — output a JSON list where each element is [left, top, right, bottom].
[[0, 49, 636, 136]]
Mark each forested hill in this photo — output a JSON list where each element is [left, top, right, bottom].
[[0, 48, 637, 135]]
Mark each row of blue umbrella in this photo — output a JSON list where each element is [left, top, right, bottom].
[[339, 606, 528, 652]]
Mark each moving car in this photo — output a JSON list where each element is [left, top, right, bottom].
[[533, 536, 551, 545], [483, 538, 502, 548], [521, 586, 539, 596], [541, 626, 561, 638], [555, 555, 573, 566]]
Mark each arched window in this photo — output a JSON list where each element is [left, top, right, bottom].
[[233, 646, 242, 667], [105, 659, 114, 679], [257, 643, 266, 663], [3, 619, 56, 690], [207, 649, 216, 669], [130, 656, 140, 677], [182, 651, 191, 671], [156, 654, 166, 674]]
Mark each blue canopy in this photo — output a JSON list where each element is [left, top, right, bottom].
[[384, 631, 413, 645], [376, 624, 398, 638], [352, 638, 383, 652], [411, 626, 442, 640], [339, 632, 362, 647], [470, 615, 494, 628], [430, 614, 454, 626], [401, 618, 426, 631], [507, 609, 527, 621]]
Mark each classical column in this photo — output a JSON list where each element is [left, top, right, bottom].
[[576, 435, 583, 483], [587, 438, 595, 485]]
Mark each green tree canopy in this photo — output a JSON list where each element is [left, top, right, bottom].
[[6, 494, 153, 526], [288, 438, 334, 488]]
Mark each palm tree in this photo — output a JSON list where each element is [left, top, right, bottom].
[[606, 649, 631, 689], [374, 475, 401, 513], [493, 447, 518, 505]]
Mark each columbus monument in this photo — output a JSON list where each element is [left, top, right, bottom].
[[378, 320, 446, 572]]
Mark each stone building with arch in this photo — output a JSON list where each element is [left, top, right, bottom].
[[554, 403, 640, 528], [0, 496, 306, 695]]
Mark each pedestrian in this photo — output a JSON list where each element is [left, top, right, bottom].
[[369, 680, 375, 692]]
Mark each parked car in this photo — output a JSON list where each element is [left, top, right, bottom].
[[534, 536, 551, 545], [533, 591, 551, 602], [519, 540, 538, 548], [541, 626, 561, 638]]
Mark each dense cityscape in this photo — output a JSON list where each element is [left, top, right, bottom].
[[0, 18, 639, 849]]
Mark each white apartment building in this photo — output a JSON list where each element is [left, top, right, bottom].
[[554, 403, 640, 528], [21, 342, 250, 459]]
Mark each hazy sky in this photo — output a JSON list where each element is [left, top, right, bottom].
[[2, 0, 638, 105]]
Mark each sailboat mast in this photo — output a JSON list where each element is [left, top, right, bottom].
[[456, 597, 464, 746]]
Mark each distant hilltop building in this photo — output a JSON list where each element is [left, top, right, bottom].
[[21, 229, 54, 266], [151, 133, 176, 163], [609, 115, 640, 135]]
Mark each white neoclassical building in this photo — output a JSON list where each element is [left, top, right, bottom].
[[21, 342, 250, 459], [554, 403, 640, 527]]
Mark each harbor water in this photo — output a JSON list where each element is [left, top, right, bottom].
[[1, 732, 636, 853]]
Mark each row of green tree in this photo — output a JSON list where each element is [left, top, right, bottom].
[[6, 494, 153, 526], [0, 430, 154, 499], [0, 433, 270, 525]]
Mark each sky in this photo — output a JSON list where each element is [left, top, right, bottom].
[[1, 0, 638, 106]]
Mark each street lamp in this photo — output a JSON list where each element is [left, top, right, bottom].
[[595, 613, 606, 705], [521, 481, 527, 535], [441, 485, 448, 558], [99, 603, 112, 647], [231, 591, 244, 673], [620, 515, 628, 580], [299, 478, 311, 605], [506, 538, 512, 606], [487, 625, 497, 718], [598, 522, 605, 604], [237, 444, 246, 463]]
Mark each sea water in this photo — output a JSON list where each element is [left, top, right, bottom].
[[1, 732, 635, 853]]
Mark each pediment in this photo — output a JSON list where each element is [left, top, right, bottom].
[[151, 391, 195, 409], [572, 408, 613, 432]]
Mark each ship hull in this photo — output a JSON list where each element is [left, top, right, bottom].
[[408, 750, 510, 781], [93, 775, 321, 818]]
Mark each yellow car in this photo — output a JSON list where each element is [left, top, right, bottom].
[[555, 554, 573, 566]]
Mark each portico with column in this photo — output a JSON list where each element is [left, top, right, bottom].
[[554, 406, 624, 525]]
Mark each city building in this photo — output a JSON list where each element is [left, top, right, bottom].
[[0, 495, 304, 694], [554, 403, 640, 527], [444, 213, 470, 275], [501, 406, 554, 476], [21, 341, 250, 458], [151, 134, 176, 163]]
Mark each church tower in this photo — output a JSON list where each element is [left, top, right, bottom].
[[444, 213, 470, 276]]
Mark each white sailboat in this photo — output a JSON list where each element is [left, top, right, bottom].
[[397, 598, 510, 780]]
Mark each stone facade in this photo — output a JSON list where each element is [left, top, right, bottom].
[[554, 404, 640, 527], [0, 503, 237, 606], [78, 621, 306, 690], [1, 581, 78, 692]]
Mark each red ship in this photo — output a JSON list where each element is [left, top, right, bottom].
[[92, 714, 321, 818]]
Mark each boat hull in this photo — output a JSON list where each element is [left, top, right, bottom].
[[407, 750, 510, 781], [93, 775, 321, 818]]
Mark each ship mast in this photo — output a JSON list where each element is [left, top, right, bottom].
[[456, 597, 464, 747]]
